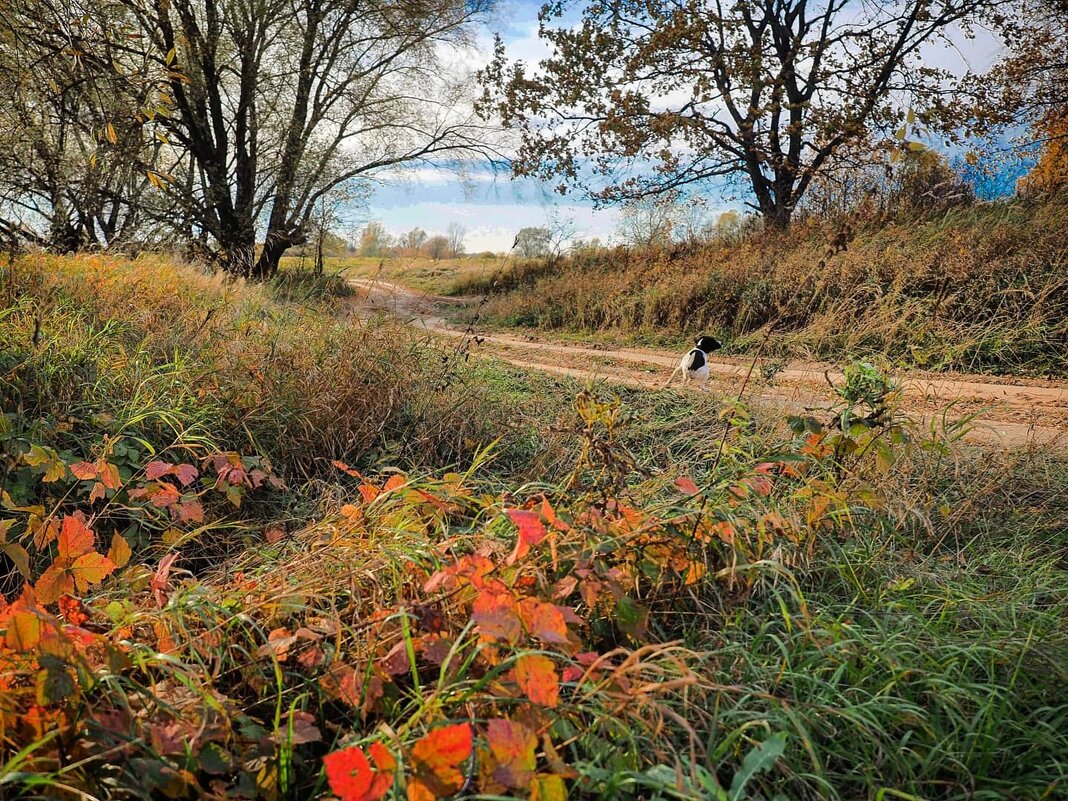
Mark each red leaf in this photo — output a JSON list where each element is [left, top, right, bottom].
[[145, 461, 173, 480], [513, 654, 559, 707], [561, 666, 583, 683], [324, 742, 395, 801], [506, 509, 547, 564], [151, 552, 180, 608], [408, 723, 472, 800], [57, 595, 89, 626], [485, 718, 537, 789], [174, 464, 199, 486], [265, 525, 285, 544], [674, 476, 700, 495]]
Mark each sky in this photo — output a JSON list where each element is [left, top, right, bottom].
[[361, 0, 1008, 253]]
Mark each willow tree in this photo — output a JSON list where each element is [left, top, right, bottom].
[[123, 0, 496, 277], [480, 0, 987, 229], [0, 0, 164, 250]]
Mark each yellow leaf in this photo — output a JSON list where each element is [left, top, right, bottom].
[[106, 122, 118, 144], [108, 533, 132, 568], [23, 445, 67, 482]]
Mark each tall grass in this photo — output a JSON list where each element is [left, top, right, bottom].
[[459, 200, 1068, 377], [1, 253, 1065, 801]]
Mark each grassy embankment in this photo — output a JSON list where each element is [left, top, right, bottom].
[[0, 253, 1066, 801], [453, 201, 1068, 377], [278, 253, 503, 296]]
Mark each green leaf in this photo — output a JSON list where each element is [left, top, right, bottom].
[[729, 732, 788, 801], [1, 543, 31, 578]]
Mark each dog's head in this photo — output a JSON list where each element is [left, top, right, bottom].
[[695, 335, 721, 353]]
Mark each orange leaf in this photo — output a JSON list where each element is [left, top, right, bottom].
[[58, 515, 94, 560], [89, 482, 106, 503], [471, 590, 522, 644], [107, 533, 132, 568], [70, 551, 115, 592], [513, 654, 559, 707], [485, 718, 537, 789], [407, 723, 472, 799], [331, 460, 362, 478], [35, 562, 75, 605], [541, 498, 569, 531], [518, 598, 571, 646], [383, 474, 407, 493], [99, 462, 122, 490], [69, 462, 98, 481], [5, 610, 44, 650], [324, 742, 395, 801]]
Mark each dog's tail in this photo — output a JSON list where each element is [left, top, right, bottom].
[[662, 364, 682, 389]]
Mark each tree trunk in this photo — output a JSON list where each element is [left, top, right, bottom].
[[763, 203, 793, 231], [254, 229, 301, 280]]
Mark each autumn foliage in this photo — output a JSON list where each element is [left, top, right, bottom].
[[2, 254, 1066, 800]]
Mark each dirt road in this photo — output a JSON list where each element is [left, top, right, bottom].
[[349, 278, 1068, 449]]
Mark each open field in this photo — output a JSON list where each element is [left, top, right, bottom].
[[2, 253, 1067, 800], [279, 254, 505, 295]]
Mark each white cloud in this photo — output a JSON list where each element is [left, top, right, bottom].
[[371, 200, 624, 252]]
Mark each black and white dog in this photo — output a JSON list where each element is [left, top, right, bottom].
[[665, 335, 722, 388]]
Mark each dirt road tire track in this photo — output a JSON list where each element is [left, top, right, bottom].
[[348, 278, 1068, 449]]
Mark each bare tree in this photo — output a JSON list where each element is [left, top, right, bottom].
[[481, 0, 989, 229], [121, 0, 497, 277], [400, 227, 428, 256], [425, 234, 450, 260], [446, 222, 466, 257], [616, 194, 678, 248]]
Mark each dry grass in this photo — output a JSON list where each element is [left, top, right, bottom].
[[281, 253, 505, 295], [460, 200, 1068, 377]]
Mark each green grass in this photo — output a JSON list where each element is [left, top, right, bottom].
[[1, 253, 1066, 801]]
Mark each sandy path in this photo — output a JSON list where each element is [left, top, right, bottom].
[[348, 278, 1068, 449]]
